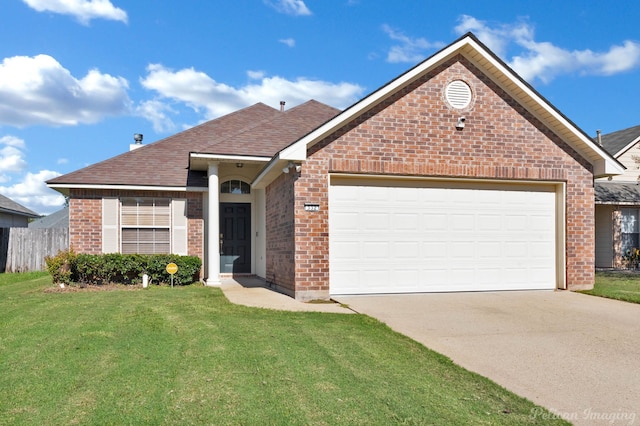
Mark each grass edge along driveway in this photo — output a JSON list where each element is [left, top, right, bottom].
[[581, 271, 640, 304], [0, 272, 568, 425]]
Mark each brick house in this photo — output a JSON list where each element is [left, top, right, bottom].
[[48, 33, 622, 300], [594, 125, 640, 268]]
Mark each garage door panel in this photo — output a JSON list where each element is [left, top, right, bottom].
[[477, 214, 501, 231], [329, 180, 559, 295], [396, 188, 419, 202], [331, 241, 359, 260], [452, 214, 474, 230], [531, 215, 554, 230], [332, 212, 358, 230], [396, 213, 419, 229], [362, 269, 391, 288], [477, 242, 502, 258], [394, 241, 420, 259], [506, 215, 527, 230], [424, 214, 448, 230], [363, 241, 389, 258], [361, 186, 389, 201], [423, 241, 448, 258], [363, 213, 389, 230]]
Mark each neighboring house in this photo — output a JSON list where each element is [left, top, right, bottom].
[[594, 125, 640, 268], [28, 207, 69, 229], [0, 194, 39, 227], [47, 33, 622, 300]]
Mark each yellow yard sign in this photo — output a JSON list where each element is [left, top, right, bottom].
[[166, 263, 178, 275], [166, 263, 178, 287]]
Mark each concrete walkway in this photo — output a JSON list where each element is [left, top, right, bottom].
[[335, 291, 640, 426], [220, 276, 353, 313]]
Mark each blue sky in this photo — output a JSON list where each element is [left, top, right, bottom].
[[1, 0, 640, 215]]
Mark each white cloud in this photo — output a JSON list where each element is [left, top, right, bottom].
[[382, 24, 445, 64], [0, 136, 28, 182], [279, 38, 296, 48], [140, 64, 364, 122], [454, 15, 520, 58], [0, 135, 26, 149], [247, 70, 266, 80], [0, 170, 64, 215], [22, 0, 127, 25], [0, 54, 131, 127], [264, 0, 311, 16], [57, 158, 69, 165], [136, 99, 177, 133], [455, 15, 640, 83]]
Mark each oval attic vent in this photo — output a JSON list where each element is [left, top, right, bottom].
[[445, 80, 472, 109]]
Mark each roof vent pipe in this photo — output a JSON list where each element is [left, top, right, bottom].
[[596, 130, 602, 146], [280, 101, 285, 112], [130, 133, 144, 151]]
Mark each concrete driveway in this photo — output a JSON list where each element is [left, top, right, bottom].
[[335, 291, 640, 426]]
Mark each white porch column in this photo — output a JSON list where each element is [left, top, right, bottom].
[[206, 162, 221, 286]]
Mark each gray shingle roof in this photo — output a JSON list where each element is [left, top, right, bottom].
[[28, 207, 69, 228], [598, 125, 640, 157], [0, 194, 40, 217], [595, 181, 640, 205], [48, 100, 340, 189]]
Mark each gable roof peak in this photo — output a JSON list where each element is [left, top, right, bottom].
[[253, 31, 622, 188]]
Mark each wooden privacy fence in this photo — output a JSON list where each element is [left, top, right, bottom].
[[0, 228, 69, 273]]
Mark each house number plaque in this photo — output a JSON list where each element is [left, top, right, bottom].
[[304, 203, 320, 212]]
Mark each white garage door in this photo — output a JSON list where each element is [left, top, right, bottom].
[[329, 178, 559, 295]]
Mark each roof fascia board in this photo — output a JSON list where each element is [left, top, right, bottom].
[[189, 153, 271, 162], [0, 207, 39, 217], [47, 183, 203, 192], [252, 155, 286, 189]]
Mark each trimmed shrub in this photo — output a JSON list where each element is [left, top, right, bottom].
[[45, 248, 77, 284], [46, 251, 202, 286], [143, 254, 202, 286]]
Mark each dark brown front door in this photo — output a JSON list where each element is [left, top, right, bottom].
[[220, 203, 251, 273]]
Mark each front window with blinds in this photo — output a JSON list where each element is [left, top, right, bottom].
[[121, 198, 171, 254]]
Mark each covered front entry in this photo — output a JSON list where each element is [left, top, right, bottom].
[[329, 177, 562, 295], [220, 203, 251, 273]]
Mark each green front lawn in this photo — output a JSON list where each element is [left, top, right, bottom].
[[582, 271, 640, 304], [0, 272, 566, 425]]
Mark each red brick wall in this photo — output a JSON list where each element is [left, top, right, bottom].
[[186, 194, 204, 261], [289, 55, 594, 300], [69, 193, 102, 254], [265, 173, 296, 294], [68, 189, 204, 262]]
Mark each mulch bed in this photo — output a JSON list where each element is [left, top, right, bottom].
[[44, 283, 143, 293]]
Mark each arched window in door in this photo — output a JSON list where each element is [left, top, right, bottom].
[[221, 180, 251, 194]]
